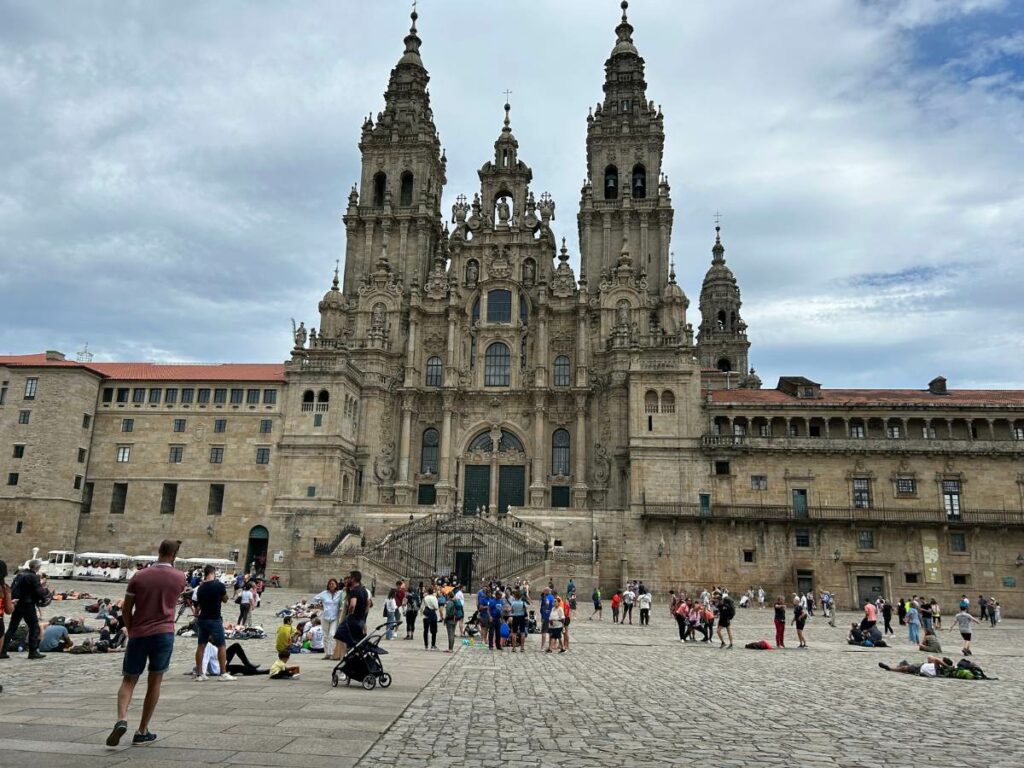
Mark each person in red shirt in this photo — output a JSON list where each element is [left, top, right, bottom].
[[610, 591, 622, 623], [106, 539, 186, 747]]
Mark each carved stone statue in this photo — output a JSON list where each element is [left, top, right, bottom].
[[616, 300, 630, 327], [374, 442, 396, 484], [523, 260, 535, 286], [371, 303, 386, 329], [293, 320, 307, 349], [496, 196, 511, 225], [466, 260, 478, 286], [309, 328, 318, 347]]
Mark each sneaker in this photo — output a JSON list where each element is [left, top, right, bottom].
[[218, 673, 237, 681], [27, 651, 46, 660], [878, 662, 891, 670], [192, 673, 208, 681], [132, 731, 158, 744], [106, 720, 128, 747]]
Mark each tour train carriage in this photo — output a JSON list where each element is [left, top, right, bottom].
[[22, 548, 76, 579], [182, 557, 237, 584], [126, 554, 158, 580], [72, 552, 131, 581]]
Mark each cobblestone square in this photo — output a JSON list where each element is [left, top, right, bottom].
[[1, 581, 1021, 767]]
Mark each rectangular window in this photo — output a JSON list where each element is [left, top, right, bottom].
[[306, 485, 316, 498], [181, 387, 194, 404], [263, 389, 277, 405], [255, 447, 270, 465], [173, 418, 186, 433], [73, 475, 83, 490], [246, 388, 260, 405], [259, 419, 272, 434], [1013, 426, 1024, 440], [758, 424, 772, 437], [132, 387, 145, 403], [734, 424, 747, 437], [111, 482, 128, 514], [952, 573, 969, 586], [168, 445, 184, 463], [922, 426, 936, 439], [81, 482, 94, 514], [214, 419, 226, 433], [895, 477, 917, 497], [148, 388, 161, 404], [18, 410, 30, 424], [886, 425, 902, 439], [77, 447, 86, 463], [214, 388, 227, 404], [795, 529, 811, 548], [857, 530, 875, 550], [551, 485, 571, 508], [714, 460, 730, 476], [852, 478, 872, 509], [116, 446, 131, 463], [949, 532, 967, 553], [116, 387, 130, 403], [904, 572, 919, 584], [24, 377, 38, 399], [942, 479, 962, 519], [230, 388, 244, 404], [417, 483, 437, 505], [121, 418, 134, 433], [850, 424, 866, 438], [486, 289, 512, 322], [207, 483, 224, 515], [750, 475, 768, 490], [314, 413, 323, 427], [209, 446, 224, 464], [82, 413, 92, 429], [7, 472, 19, 486], [0, 381, 7, 404], [197, 388, 211, 404], [13, 444, 25, 458], [743, 549, 755, 563], [160, 483, 178, 514], [15, 521, 22, 533], [164, 388, 178, 404], [102, 387, 113, 403]]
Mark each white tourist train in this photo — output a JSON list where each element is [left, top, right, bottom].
[[22, 548, 76, 579], [182, 557, 237, 584], [72, 552, 131, 581]]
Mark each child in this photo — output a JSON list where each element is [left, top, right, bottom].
[[949, 606, 981, 655], [269, 650, 300, 679]]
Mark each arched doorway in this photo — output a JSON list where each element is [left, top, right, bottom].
[[461, 428, 527, 515], [246, 525, 269, 576]]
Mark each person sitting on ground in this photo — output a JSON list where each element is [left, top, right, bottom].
[[879, 656, 954, 677], [96, 599, 113, 621], [269, 650, 300, 679], [919, 626, 943, 654], [276, 615, 293, 654], [847, 623, 864, 645], [39, 617, 73, 653], [305, 617, 325, 653], [100, 617, 127, 649]]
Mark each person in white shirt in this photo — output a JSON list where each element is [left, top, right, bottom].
[[238, 584, 255, 627], [312, 579, 343, 657], [453, 586, 466, 637], [637, 590, 653, 626], [384, 590, 399, 640], [305, 618, 325, 653], [757, 587, 765, 609], [621, 588, 636, 625]]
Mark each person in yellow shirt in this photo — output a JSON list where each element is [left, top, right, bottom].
[[269, 651, 299, 680], [275, 616, 293, 654]]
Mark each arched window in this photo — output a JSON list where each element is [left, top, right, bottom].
[[399, 172, 413, 206], [469, 432, 494, 452], [487, 289, 512, 323], [484, 342, 511, 386], [632, 164, 646, 199], [661, 390, 675, 413], [317, 389, 330, 403], [644, 390, 659, 414], [425, 356, 443, 387], [717, 358, 732, 373], [553, 356, 571, 387], [302, 390, 314, 403], [717, 310, 727, 330], [468, 429, 524, 453], [372, 172, 386, 206], [420, 428, 439, 474], [498, 430, 524, 452], [604, 165, 619, 200], [552, 428, 571, 476]]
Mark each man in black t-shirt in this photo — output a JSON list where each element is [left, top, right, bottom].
[[332, 570, 372, 659], [193, 566, 233, 681]]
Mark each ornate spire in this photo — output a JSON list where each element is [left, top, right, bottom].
[[332, 259, 340, 290], [612, 0, 637, 56], [669, 258, 677, 284], [502, 99, 512, 134], [398, 5, 423, 67], [712, 225, 725, 264]]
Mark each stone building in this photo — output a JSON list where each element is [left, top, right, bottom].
[[2, 3, 1022, 612]]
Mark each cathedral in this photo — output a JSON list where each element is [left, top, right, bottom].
[[2, 3, 1022, 612]]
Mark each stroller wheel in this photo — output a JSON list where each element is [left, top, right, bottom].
[[361, 674, 377, 691], [378, 672, 392, 688], [331, 671, 339, 688]]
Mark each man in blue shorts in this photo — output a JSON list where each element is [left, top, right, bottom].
[[107, 539, 185, 747], [193, 564, 234, 681], [539, 587, 554, 651]]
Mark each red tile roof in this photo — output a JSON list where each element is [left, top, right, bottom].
[[1, 354, 284, 382], [709, 388, 1024, 407]]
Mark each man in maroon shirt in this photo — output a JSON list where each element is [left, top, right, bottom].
[[106, 539, 185, 747]]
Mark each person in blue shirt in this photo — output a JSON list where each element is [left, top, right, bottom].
[[488, 591, 505, 650], [476, 586, 491, 645], [539, 587, 554, 651]]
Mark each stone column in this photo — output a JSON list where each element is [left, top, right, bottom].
[[437, 392, 455, 509], [536, 303, 548, 387], [899, 418, 908, 438], [575, 300, 588, 387], [573, 394, 589, 508], [530, 394, 546, 507], [395, 395, 414, 504]]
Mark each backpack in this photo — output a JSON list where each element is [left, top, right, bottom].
[[10, 574, 23, 601], [721, 602, 736, 621]]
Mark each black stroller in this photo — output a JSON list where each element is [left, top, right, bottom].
[[331, 622, 391, 691]]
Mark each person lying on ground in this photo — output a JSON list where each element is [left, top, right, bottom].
[[878, 656, 954, 677]]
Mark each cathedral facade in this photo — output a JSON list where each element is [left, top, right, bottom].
[[2, 4, 1023, 612]]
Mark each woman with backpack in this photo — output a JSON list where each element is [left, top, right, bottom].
[[404, 586, 420, 641], [421, 586, 439, 650], [442, 591, 458, 653]]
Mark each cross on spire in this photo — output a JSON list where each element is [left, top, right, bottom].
[[713, 210, 722, 228], [503, 88, 513, 104]]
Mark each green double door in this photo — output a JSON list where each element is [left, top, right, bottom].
[[463, 465, 525, 515]]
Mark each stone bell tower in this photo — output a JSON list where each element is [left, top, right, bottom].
[[341, 8, 447, 294], [578, 0, 674, 297], [697, 225, 751, 376]]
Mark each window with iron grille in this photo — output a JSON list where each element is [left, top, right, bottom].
[[795, 529, 811, 547], [161, 483, 178, 514], [949, 532, 967, 553], [857, 530, 875, 550], [484, 343, 511, 386], [553, 356, 571, 387], [18, 410, 30, 424], [852, 478, 872, 508], [552, 429, 571, 476], [895, 477, 917, 496], [207, 484, 224, 515]]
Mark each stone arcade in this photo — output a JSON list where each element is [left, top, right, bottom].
[[2, 4, 1023, 612]]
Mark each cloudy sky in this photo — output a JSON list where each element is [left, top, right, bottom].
[[1, 0, 1022, 389]]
